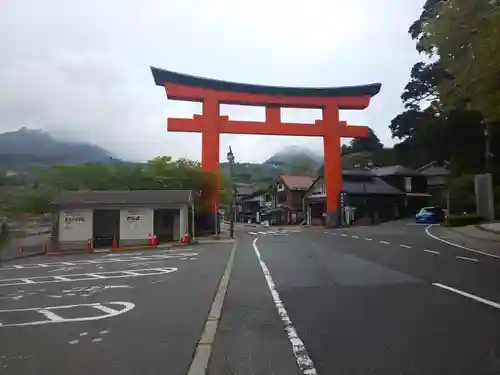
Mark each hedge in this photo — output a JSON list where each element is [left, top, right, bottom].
[[445, 214, 484, 227]]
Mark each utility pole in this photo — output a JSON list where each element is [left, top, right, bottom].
[[485, 122, 491, 174], [227, 146, 235, 239]]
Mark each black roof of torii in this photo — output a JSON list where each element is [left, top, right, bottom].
[[151, 67, 382, 98]]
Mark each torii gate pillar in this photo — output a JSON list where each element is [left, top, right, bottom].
[[151, 67, 381, 227]]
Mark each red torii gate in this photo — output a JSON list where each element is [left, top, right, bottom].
[[151, 67, 381, 227]]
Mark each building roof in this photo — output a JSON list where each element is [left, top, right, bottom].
[[343, 177, 404, 195], [417, 161, 451, 176], [279, 175, 314, 190], [371, 165, 422, 177], [151, 67, 382, 99], [306, 175, 404, 197], [52, 189, 193, 207], [235, 186, 256, 196]]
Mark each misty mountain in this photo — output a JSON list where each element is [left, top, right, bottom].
[[0, 127, 113, 164], [264, 145, 322, 169]]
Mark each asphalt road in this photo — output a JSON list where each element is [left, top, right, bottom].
[[2, 222, 500, 374], [223, 223, 500, 374], [0, 244, 233, 374]]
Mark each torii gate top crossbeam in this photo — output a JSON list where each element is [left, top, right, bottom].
[[150, 67, 381, 109]]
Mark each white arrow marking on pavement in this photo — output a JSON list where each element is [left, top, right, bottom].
[[0, 267, 177, 287], [0, 302, 135, 327]]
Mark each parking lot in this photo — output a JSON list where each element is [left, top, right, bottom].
[[0, 244, 233, 375]]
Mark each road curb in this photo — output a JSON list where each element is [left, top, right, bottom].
[[187, 240, 237, 375]]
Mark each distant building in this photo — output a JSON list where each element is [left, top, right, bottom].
[[304, 169, 404, 226], [371, 165, 431, 213], [261, 175, 314, 225], [417, 161, 450, 205], [51, 190, 193, 250]]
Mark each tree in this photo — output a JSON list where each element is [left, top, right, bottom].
[[343, 127, 383, 155], [423, 0, 500, 121]]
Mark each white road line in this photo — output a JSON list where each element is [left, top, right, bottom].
[[0, 302, 135, 327], [364, 238, 373, 241], [424, 249, 440, 255], [252, 238, 317, 374], [398, 244, 412, 249], [249, 232, 257, 235], [380, 241, 391, 245], [53, 276, 72, 281], [425, 224, 500, 260], [340, 234, 348, 237], [433, 283, 500, 309], [456, 256, 479, 262], [37, 309, 64, 321], [352, 235, 359, 239], [0, 254, 197, 271], [91, 304, 120, 315], [0, 267, 177, 287]]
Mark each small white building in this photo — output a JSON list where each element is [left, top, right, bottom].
[[51, 190, 193, 250]]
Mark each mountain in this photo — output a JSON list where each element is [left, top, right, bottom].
[[264, 145, 322, 167], [0, 127, 112, 164]]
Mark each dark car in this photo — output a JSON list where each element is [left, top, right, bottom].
[[415, 206, 445, 223]]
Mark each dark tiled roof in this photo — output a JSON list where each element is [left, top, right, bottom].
[[52, 190, 192, 207], [151, 67, 382, 98], [343, 177, 404, 195], [236, 186, 256, 196], [280, 175, 314, 190], [371, 165, 422, 177]]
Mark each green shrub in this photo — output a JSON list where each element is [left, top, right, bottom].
[[445, 214, 484, 227]]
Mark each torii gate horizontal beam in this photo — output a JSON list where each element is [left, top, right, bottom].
[[168, 116, 369, 137]]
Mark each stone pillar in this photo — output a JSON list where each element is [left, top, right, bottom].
[[179, 205, 188, 240]]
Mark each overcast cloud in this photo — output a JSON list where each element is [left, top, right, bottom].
[[0, 0, 425, 163]]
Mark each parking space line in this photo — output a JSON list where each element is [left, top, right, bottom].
[[38, 309, 64, 321], [456, 256, 479, 262], [398, 244, 412, 249], [0, 267, 177, 287], [0, 302, 135, 327], [0, 253, 197, 271], [380, 241, 391, 245], [364, 238, 373, 241]]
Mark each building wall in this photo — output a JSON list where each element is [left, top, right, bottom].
[[58, 209, 93, 249], [119, 208, 154, 246]]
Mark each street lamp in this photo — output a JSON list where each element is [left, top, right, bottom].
[[227, 146, 235, 239]]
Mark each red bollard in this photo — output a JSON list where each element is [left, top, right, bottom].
[[112, 237, 118, 249], [153, 234, 158, 247], [148, 233, 153, 246], [183, 232, 190, 244], [18, 247, 23, 257], [87, 239, 94, 252]]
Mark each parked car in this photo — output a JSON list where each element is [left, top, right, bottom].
[[415, 206, 445, 223]]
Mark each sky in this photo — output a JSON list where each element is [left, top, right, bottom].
[[0, 0, 426, 163]]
